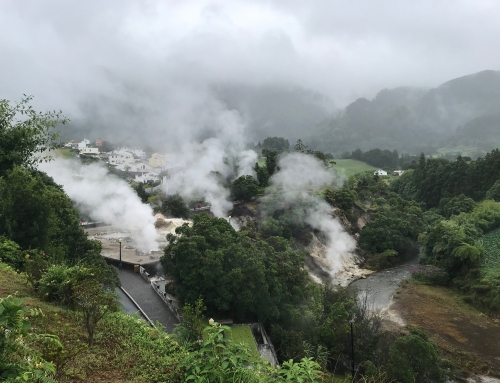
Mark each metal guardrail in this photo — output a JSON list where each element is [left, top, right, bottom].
[[150, 277, 182, 322], [139, 266, 151, 282]]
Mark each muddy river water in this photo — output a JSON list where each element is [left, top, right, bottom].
[[348, 257, 418, 310]]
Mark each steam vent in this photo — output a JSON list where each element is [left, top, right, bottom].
[[83, 214, 191, 265]]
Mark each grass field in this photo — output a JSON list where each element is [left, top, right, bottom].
[[229, 325, 260, 358], [329, 159, 377, 179], [53, 148, 76, 158], [477, 229, 500, 270], [436, 145, 486, 158]]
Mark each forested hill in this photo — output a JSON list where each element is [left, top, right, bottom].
[[309, 70, 500, 154]]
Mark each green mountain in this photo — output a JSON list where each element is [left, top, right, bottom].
[[310, 70, 500, 154]]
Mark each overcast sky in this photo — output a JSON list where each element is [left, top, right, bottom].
[[1, 0, 499, 126]]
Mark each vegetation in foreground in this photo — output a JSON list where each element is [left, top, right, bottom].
[[2, 97, 495, 381]]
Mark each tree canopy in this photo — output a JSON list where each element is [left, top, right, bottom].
[[161, 214, 309, 322], [161, 194, 190, 219], [0, 96, 66, 176], [231, 175, 259, 201]]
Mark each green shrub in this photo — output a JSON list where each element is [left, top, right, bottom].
[[410, 265, 450, 285], [38, 265, 101, 306], [0, 237, 24, 272], [387, 327, 444, 383]]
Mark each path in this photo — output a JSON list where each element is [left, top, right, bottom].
[[117, 268, 179, 333]]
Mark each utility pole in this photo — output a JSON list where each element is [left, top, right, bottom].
[[119, 238, 122, 270], [350, 315, 356, 383]]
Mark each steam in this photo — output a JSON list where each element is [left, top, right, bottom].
[[267, 153, 356, 275], [39, 158, 158, 252], [162, 104, 257, 219]]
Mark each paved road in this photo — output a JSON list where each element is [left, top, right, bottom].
[[117, 268, 179, 333], [116, 287, 141, 315]]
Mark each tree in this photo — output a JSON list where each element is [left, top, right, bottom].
[[324, 187, 357, 210], [387, 327, 444, 383], [263, 149, 278, 176], [359, 198, 424, 258], [259, 217, 284, 238], [486, 179, 500, 201], [231, 175, 259, 201], [0, 96, 67, 176], [131, 182, 149, 203], [442, 194, 476, 218], [161, 214, 308, 322], [73, 281, 117, 345], [294, 139, 308, 152], [254, 162, 269, 187], [161, 194, 190, 219], [261, 136, 290, 153], [0, 167, 96, 263], [174, 298, 206, 343], [0, 237, 24, 272]]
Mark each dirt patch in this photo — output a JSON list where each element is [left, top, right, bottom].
[[392, 283, 500, 377]]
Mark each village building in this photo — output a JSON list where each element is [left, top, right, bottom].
[[95, 138, 108, 147], [149, 153, 167, 168], [374, 169, 388, 176], [79, 147, 99, 155], [76, 139, 90, 149], [108, 150, 135, 165], [393, 170, 405, 176], [135, 172, 160, 183], [115, 162, 154, 173]]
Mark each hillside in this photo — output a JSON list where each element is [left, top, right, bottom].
[[310, 70, 500, 155]]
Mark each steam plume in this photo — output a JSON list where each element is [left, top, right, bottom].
[[163, 105, 257, 218], [39, 158, 158, 252], [267, 153, 356, 275]]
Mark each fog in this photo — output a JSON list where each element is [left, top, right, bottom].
[[3, 1, 500, 267], [1, 1, 500, 145]]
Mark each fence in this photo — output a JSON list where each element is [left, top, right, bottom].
[[251, 323, 279, 367], [139, 266, 151, 282], [150, 277, 182, 322]]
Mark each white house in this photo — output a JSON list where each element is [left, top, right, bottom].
[[130, 148, 146, 159], [393, 170, 405, 176], [77, 139, 90, 149], [374, 169, 388, 176], [79, 147, 99, 155], [108, 150, 135, 165], [115, 162, 153, 173], [135, 172, 160, 183]]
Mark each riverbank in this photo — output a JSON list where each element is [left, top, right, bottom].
[[393, 281, 500, 378]]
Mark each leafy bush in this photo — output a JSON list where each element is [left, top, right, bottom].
[[178, 322, 322, 383], [0, 237, 24, 272], [161, 193, 190, 219], [410, 265, 449, 285], [0, 296, 57, 382], [259, 217, 284, 238], [38, 264, 103, 306], [231, 175, 259, 201], [387, 327, 444, 383], [324, 187, 357, 210]]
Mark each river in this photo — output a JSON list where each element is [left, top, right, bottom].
[[348, 257, 418, 310]]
